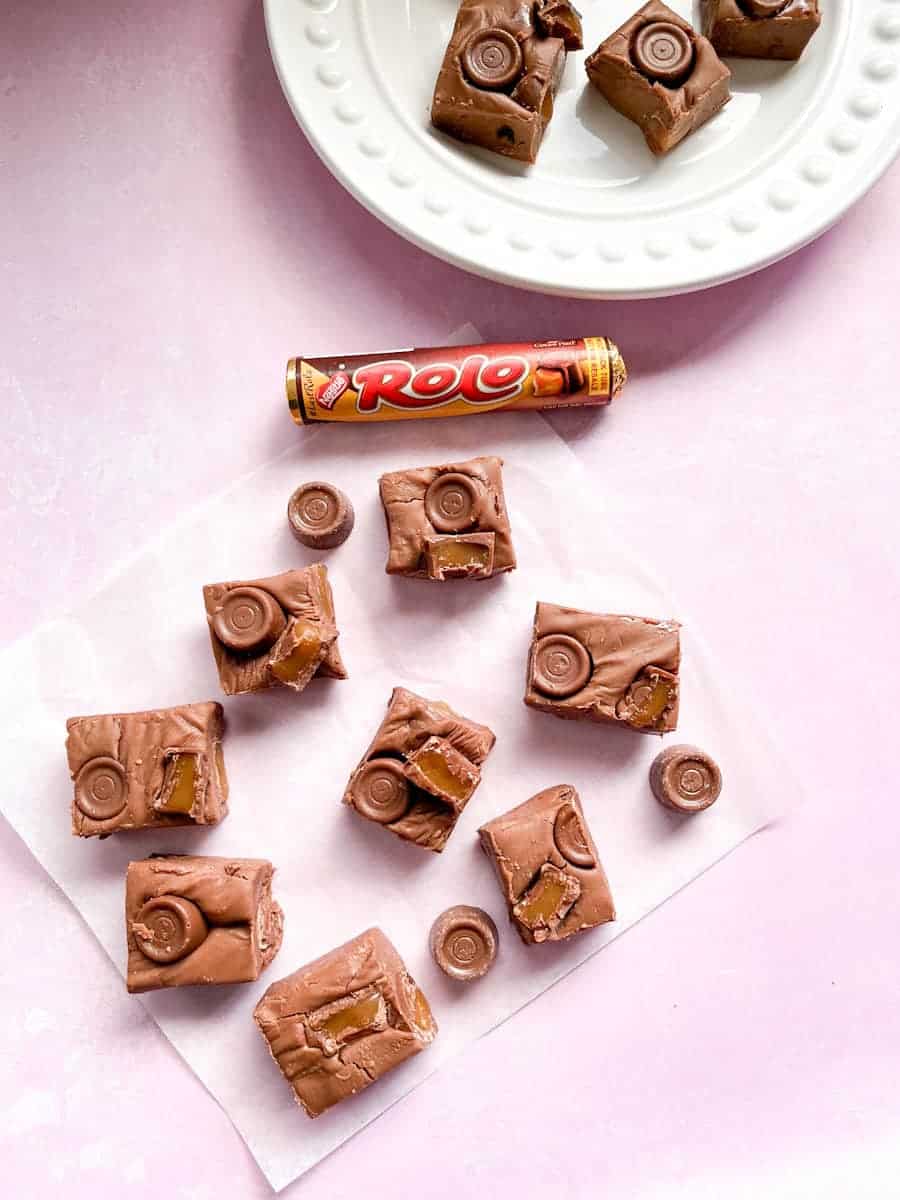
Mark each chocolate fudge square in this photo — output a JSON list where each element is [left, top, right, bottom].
[[431, 0, 583, 164], [126, 855, 283, 993], [701, 0, 820, 61], [203, 563, 347, 697], [379, 455, 515, 581], [585, 0, 731, 155], [254, 927, 437, 1118], [66, 701, 228, 838], [479, 784, 615, 944], [343, 687, 496, 852], [525, 602, 681, 734]]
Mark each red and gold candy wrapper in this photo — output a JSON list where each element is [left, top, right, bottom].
[[287, 337, 626, 425]]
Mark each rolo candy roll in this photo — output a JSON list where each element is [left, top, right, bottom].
[[287, 337, 626, 425]]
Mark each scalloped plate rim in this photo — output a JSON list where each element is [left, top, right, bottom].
[[264, 0, 900, 299]]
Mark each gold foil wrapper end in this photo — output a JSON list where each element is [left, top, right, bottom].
[[286, 358, 303, 425], [608, 340, 627, 398]]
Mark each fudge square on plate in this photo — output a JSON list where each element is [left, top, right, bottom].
[[343, 687, 496, 852], [701, 0, 821, 61], [203, 563, 346, 696], [525, 601, 681, 734], [378, 455, 516, 581], [66, 701, 228, 838], [253, 927, 438, 1118], [125, 855, 283, 993], [479, 784, 615, 944], [431, 0, 583, 164], [585, 0, 731, 155]]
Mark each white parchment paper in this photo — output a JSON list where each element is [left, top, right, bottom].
[[0, 406, 782, 1190]]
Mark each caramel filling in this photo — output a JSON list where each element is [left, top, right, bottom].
[[514, 865, 580, 930], [317, 995, 383, 1042], [541, 89, 554, 127], [626, 673, 677, 728], [307, 989, 387, 1053], [156, 754, 198, 815], [432, 541, 490, 571], [269, 620, 322, 684], [411, 748, 473, 802], [414, 987, 433, 1032]]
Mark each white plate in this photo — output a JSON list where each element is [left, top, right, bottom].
[[265, 0, 900, 298]]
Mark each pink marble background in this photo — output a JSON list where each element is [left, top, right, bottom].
[[2, 2, 899, 1195]]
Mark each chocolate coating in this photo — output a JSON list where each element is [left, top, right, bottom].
[[461, 28, 523, 90], [430, 0, 570, 164], [429, 905, 498, 981], [479, 784, 615, 945], [133, 895, 208, 964], [525, 603, 681, 735], [650, 744, 722, 813], [350, 759, 412, 825], [424, 472, 482, 533], [254, 928, 437, 1118], [380, 456, 515, 581], [204, 564, 347, 696], [535, 0, 584, 49], [531, 633, 592, 699], [126, 855, 283, 992], [511, 71, 553, 116], [585, 0, 731, 156], [553, 802, 596, 868], [343, 688, 495, 853], [701, 0, 819, 60], [67, 702, 228, 837], [288, 481, 355, 550], [212, 586, 286, 653], [74, 756, 127, 821], [632, 21, 694, 84]]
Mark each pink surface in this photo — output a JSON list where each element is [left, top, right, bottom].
[[2, 2, 899, 1196]]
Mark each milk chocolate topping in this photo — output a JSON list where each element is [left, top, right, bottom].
[[379, 456, 515, 582], [430, 0, 579, 163], [531, 633, 593, 698], [133, 896, 208, 964], [525, 603, 681, 734], [254, 928, 437, 1118], [553, 801, 596, 868], [424, 472, 482, 533], [585, 0, 731, 155], [212, 586, 286, 653], [66, 701, 228, 837], [632, 21, 694, 83], [344, 688, 496, 853], [701, 0, 820, 60], [462, 27, 523, 88], [479, 784, 615, 945], [74, 756, 128, 821], [349, 759, 412, 825], [203, 563, 346, 696], [125, 855, 283, 993], [429, 905, 499, 981]]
